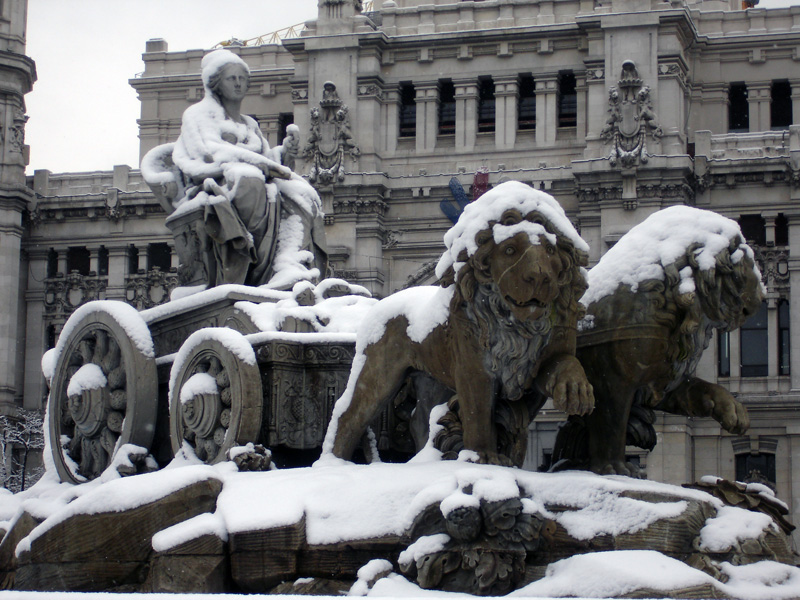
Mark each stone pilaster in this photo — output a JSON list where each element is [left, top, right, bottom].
[[454, 79, 478, 153], [415, 81, 438, 153], [494, 76, 518, 149], [747, 82, 771, 133], [536, 74, 558, 145]]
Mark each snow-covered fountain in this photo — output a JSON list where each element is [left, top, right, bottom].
[[0, 49, 797, 599]]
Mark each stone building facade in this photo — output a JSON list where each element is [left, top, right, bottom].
[[0, 0, 35, 414], [17, 0, 800, 540]]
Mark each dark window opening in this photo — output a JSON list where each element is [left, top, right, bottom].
[[46, 325, 57, 350], [97, 246, 109, 277], [538, 451, 552, 472], [558, 71, 577, 128], [771, 80, 792, 130], [128, 246, 139, 275], [729, 82, 749, 132], [399, 82, 416, 138], [735, 452, 776, 485], [277, 112, 294, 144], [46, 249, 58, 278], [438, 80, 456, 135], [738, 214, 766, 246], [66, 247, 91, 276], [518, 74, 536, 131], [477, 77, 495, 134], [147, 243, 172, 272], [740, 301, 768, 377], [779, 300, 790, 376], [776, 213, 789, 246], [718, 330, 731, 377]]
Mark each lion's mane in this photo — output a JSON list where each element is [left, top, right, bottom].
[[438, 208, 589, 400], [633, 237, 761, 381]]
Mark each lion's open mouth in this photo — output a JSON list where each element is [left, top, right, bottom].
[[506, 295, 547, 309]]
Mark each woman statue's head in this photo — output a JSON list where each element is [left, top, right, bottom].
[[201, 49, 251, 100]]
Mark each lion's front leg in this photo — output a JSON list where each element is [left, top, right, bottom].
[[535, 354, 595, 416], [454, 365, 502, 464], [657, 377, 749, 435]]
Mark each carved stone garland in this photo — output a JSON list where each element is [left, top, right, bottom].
[[400, 488, 547, 596], [48, 309, 158, 483], [169, 331, 263, 463]]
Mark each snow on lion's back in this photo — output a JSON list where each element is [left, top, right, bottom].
[[581, 205, 761, 307]]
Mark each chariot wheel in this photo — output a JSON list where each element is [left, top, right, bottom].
[[48, 302, 157, 483], [169, 328, 263, 463]]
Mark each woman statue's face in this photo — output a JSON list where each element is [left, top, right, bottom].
[[216, 63, 249, 102]]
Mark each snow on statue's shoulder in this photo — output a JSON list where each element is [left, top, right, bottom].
[[435, 180, 588, 280], [582, 205, 761, 306]]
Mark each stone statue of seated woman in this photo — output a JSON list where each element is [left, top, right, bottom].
[[142, 49, 327, 291]]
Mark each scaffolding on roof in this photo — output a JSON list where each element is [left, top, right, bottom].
[[214, 1, 374, 48]]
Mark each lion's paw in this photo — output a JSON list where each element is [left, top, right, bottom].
[[473, 451, 516, 468], [547, 358, 595, 416], [593, 460, 645, 479], [713, 394, 750, 435]]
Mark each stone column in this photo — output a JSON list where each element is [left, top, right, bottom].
[[57, 250, 67, 277], [575, 73, 587, 144], [355, 80, 383, 173], [384, 88, 399, 153], [454, 79, 478, 153], [494, 76, 518, 149], [536, 75, 558, 145], [415, 82, 438, 153], [106, 246, 129, 301], [699, 83, 729, 134], [0, 201, 25, 408], [730, 329, 742, 379], [786, 427, 800, 549], [0, 11, 35, 408], [747, 82, 771, 133], [790, 79, 800, 127], [767, 296, 779, 377], [23, 248, 48, 410], [89, 247, 99, 275], [787, 213, 800, 390]]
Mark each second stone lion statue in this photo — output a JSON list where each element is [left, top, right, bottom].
[[553, 206, 765, 476], [323, 181, 594, 466]]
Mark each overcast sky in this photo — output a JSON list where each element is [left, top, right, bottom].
[[24, 0, 800, 175], [25, 0, 317, 174]]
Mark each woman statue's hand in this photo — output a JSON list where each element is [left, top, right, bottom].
[[260, 160, 292, 181]]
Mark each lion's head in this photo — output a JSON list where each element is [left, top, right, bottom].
[[436, 182, 589, 399], [581, 205, 765, 369], [437, 182, 589, 327]]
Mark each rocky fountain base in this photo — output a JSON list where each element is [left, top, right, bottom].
[[0, 449, 797, 599]]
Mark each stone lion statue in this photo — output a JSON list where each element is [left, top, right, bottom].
[[323, 181, 594, 466], [553, 206, 765, 476]]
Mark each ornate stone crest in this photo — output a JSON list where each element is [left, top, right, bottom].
[[600, 61, 662, 168], [303, 81, 360, 184]]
